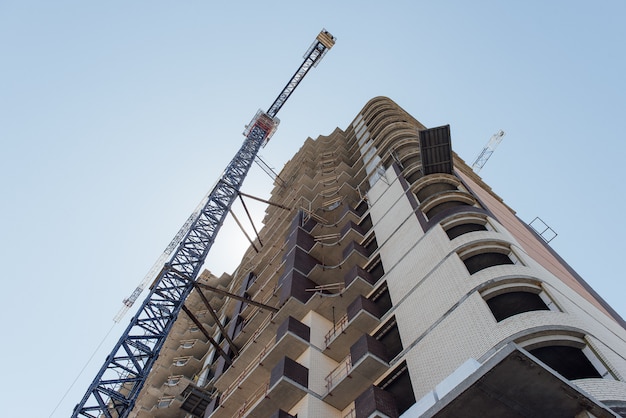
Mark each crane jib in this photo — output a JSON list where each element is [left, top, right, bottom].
[[72, 29, 335, 418]]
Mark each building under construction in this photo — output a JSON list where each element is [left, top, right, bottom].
[[128, 97, 626, 417]]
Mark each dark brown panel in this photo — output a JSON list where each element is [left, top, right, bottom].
[[270, 356, 309, 388], [355, 385, 399, 418], [419, 125, 453, 175]]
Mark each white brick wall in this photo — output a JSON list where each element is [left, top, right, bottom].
[[302, 310, 333, 350], [366, 165, 626, 404], [289, 394, 343, 418], [573, 379, 626, 402]]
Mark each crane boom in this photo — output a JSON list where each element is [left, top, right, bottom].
[[471, 129, 505, 173], [72, 29, 335, 418]]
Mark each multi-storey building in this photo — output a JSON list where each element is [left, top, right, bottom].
[[130, 97, 626, 418]]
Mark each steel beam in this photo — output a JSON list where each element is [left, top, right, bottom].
[[181, 305, 232, 365]]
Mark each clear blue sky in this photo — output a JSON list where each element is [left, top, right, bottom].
[[1, 2, 625, 417]]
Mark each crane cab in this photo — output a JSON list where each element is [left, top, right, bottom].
[[243, 109, 280, 146]]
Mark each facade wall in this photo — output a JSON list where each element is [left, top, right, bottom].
[[130, 97, 626, 418], [456, 165, 623, 324]]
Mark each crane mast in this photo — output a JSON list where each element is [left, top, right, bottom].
[[73, 29, 335, 418]]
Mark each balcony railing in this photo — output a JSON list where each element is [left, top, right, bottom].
[[220, 338, 274, 401], [324, 295, 382, 361], [326, 354, 352, 392], [325, 315, 349, 346], [221, 316, 310, 400], [236, 381, 270, 418], [323, 335, 390, 410]]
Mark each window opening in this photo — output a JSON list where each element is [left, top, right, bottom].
[[486, 291, 550, 321], [378, 362, 416, 415], [415, 182, 457, 202], [366, 257, 385, 282], [445, 222, 487, 240], [165, 376, 181, 386], [529, 345, 602, 380], [354, 200, 368, 216], [370, 283, 392, 315], [363, 235, 378, 255], [463, 251, 514, 274], [157, 397, 174, 408], [180, 339, 196, 349], [173, 357, 190, 367], [245, 273, 258, 289], [425, 200, 471, 220], [368, 165, 386, 187], [374, 317, 403, 359], [233, 315, 244, 337], [358, 214, 373, 232]]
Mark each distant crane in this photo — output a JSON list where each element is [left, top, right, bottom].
[[471, 129, 505, 173], [73, 29, 335, 418]]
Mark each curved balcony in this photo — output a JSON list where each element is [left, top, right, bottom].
[[307, 239, 372, 287], [170, 355, 203, 378], [420, 190, 477, 221], [307, 221, 367, 267], [306, 200, 367, 236], [411, 173, 461, 203]]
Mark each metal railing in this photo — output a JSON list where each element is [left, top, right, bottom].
[[220, 337, 274, 401], [324, 314, 349, 347], [235, 381, 270, 418], [325, 354, 352, 392]]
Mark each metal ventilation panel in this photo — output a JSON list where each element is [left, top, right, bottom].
[[419, 125, 453, 175]]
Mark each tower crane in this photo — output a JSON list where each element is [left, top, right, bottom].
[[471, 129, 505, 173], [72, 29, 336, 418]]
